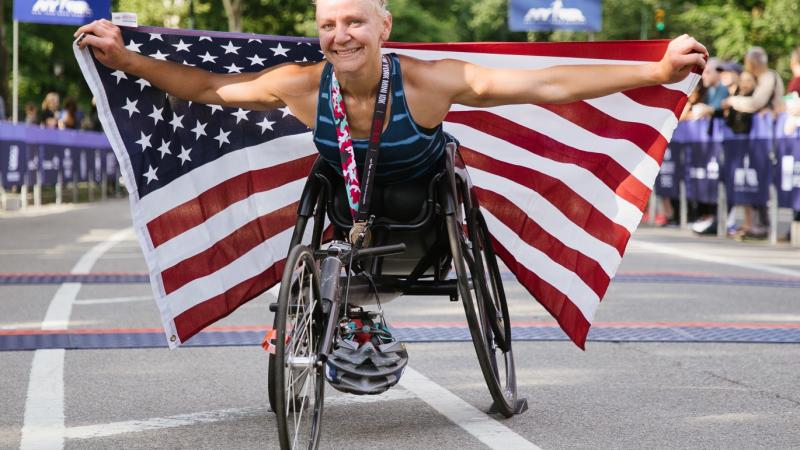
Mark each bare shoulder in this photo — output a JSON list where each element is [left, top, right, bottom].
[[263, 60, 326, 99], [396, 54, 467, 92]]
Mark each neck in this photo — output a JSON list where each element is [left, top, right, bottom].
[[335, 56, 383, 100]]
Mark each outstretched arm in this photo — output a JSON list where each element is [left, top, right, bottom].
[[427, 34, 707, 108], [74, 20, 316, 111]]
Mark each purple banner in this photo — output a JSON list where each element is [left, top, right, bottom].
[[0, 122, 110, 188], [655, 144, 681, 199], [680, 119, 721, 204], [720, 114, 773, 207], [775, 114, 800, 210]]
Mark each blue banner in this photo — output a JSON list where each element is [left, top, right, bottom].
[[655, 145, 681, 199], [13, 0, 110, 26], [681, 119, 721, 204], [509, 0, 602, 32], [720, 114, 773, 207]]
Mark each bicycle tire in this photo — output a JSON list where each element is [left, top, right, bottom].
[[273, 244, 325, 450]]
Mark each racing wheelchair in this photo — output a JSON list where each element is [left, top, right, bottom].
[[266, 142, 527, 449]]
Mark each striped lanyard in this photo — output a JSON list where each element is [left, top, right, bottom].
[[330, 55, 392, 222]]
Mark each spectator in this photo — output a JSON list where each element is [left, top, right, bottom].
[[722, 47, 785, 115], [680, 84, 704, 120], [81, 97, 102, 131], [787, 46, 800, 95], [719, 61, 743, 96], [40, 92, 61, 128], [58, 97, 82, 130], [24, 102, 39, 125], [691, 58, 729, 119], [0, 95, 6, 120]]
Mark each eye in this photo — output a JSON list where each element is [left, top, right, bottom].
[[349, 19, 363, 26], [320, 23, 334, 31]]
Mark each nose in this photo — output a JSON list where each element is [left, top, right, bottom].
[[333, 21, 350, 46]]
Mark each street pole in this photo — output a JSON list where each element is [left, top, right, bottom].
[[12, 20, 19, 123]]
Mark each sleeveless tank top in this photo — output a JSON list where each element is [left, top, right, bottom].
[[313, 53, 448, 184]]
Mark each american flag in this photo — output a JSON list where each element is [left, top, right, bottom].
[[75, 27, 699, 349]]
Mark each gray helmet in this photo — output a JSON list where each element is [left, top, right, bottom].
[[324, 321, 408, 395]]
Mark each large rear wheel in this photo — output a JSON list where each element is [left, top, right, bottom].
[[446, 210, 519, 418], [272, 245, 325, 449]]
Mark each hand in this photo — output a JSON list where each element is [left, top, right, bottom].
[[721, 98, 730, 109], [655, 34, 708, 84], [74, 19, 131, 71]]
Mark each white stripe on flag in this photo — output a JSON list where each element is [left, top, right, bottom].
[[451, 104, 661, 187], [584, 93, 679, 141], [153, 179, 306, 270], [165, 226, 296, 318], [137, 132, 316, 222], [470, 167, 621, 277], [444, 122, 643, 233], [482, 207, 600, 322], [664, 73, 702, 95], [388, 48, 645, 70]]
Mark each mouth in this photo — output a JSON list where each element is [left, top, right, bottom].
[[333, 47, 363, 57]]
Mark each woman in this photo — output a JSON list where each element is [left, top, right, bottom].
[[76, 0, 706, 188]]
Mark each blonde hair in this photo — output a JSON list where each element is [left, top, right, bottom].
[[314, 0, 390, 17]]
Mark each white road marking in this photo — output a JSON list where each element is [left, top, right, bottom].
[[399, 367, 541, 450], [74, 295, 152, 305], [20, 228, 134, 450], [630, 239, 800, 278], [65, 389, 416, 440]]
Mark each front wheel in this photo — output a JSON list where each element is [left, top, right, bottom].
[[272, 245, 325, 449]]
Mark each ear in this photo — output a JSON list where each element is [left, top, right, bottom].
[[380, 13, 392, 42]]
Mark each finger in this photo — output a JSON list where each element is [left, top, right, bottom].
[[74, 20, 100, 38], [77, 33, 104, 50]]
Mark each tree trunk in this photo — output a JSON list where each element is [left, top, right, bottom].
[[0, 0, 10, 119], [221, 0, 243, 32]]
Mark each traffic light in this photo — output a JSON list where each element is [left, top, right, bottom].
[[655, 8, 666, 32]]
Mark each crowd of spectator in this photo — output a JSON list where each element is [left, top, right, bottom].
[[1, 91, 101, 132], [660, 46, 800, 242]]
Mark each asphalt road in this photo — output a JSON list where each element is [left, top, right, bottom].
[[1, 198, 799, 449]]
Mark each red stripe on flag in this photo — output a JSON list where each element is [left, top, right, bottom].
[[476, 187, 611, 298], [623, 85, 689, 119], [539, 101, 668, 162], [386, 40, 669, 62], [490, 236, 591, 349], [147, 155, 316, 248], [447, 111, 651, 210], [174, 259, 287, 343], [462, 147, 629, 255], [161, 203, 298, 295]]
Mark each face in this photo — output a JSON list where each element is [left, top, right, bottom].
[[316, 0, 392, 75], [701, 63, 720, 87], [739, 72, 756, 95]]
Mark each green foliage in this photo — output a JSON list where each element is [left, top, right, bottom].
[[3, 0, 800, 121]]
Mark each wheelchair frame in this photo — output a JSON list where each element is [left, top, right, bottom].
[[268, 144, 527, 449]]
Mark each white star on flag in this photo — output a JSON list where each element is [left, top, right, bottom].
[[279, 106, 292, 118], [177, 146, 192, 165], [157, 139, 172, 158], [170, 113, 184, 131], [125, 40, 142, 53], [191, 120, 207, 139], [149, 33, 163, 41], [182, 60, 196, 67], [143, 165, 158, 184], [224, 62, 243, 73], [135, 131, 152, 151], [148, 106, 164, 125], [150, 50, 169, 61], [270, 43, 289, 57], [199, 52, 218, 63], [247, 54, 266, 66], [199, 36, 212, 41], [221, 41, 241, 54], [231, 108, 250, 123], [111, 70, 127, 84], [122, 98, 139, 117], [173, 39, 192, 52], [257, 117, 275, 133], [208, 104, 223, 114], [214, 129, 231, 147], [248, 38, 261, 43], [135, 78, 151, 91]]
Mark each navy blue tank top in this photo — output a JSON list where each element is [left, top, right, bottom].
[[313, 53, 447, 184]]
